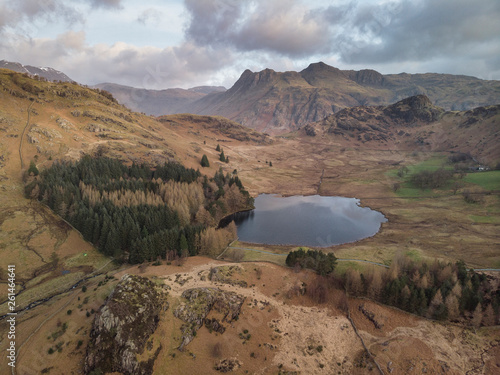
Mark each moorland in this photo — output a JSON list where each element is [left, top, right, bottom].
[[0, 67, 499, 374]]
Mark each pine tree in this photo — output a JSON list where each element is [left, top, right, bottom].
[[219, 150, 226, 162], [28, 160, 39, 176], [216, 144, 220, 151], [201, 154, 210, 167], [179, 233, 188, 253]]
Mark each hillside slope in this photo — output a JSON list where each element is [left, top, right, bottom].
[[303, 95, 500, 165], [184, 62, 500, 134], [0, 68, 265, 316]]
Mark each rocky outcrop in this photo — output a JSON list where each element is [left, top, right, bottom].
[[303, 124, 317, 136], [209, 266, 248, 287], [84, 274, 167, 375], [174, 287, 245, 350], [316, 95, 444, 143], [460, 104, 500, 127], [383, 95, 444, 124], [214, 358, 242, 373]]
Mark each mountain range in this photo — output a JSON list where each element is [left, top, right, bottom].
[[182, 62, 500, 134], [4, 60, 499, 135], [0, 59, 73, 82], [94, 82, 225, 116]]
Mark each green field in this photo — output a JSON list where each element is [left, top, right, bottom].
[[464, 170, 500, 190], [387, 155, 456, 198]]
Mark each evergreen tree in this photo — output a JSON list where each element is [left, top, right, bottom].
[[179, 233, 188, 253], [216, 144, 220, 151], [219, 150, 226, 162], [28, 160, 39, 176], [201, 154, 210, 167]]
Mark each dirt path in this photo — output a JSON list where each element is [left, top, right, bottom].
[[19, 100, 34, 170]]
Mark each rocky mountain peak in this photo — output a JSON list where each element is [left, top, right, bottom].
[[396, 94, 433, 109], [301, 61, 343, 75], [345, 69, 388, 87], [300, 61, 346, 81], [384, 94, 444, 123]]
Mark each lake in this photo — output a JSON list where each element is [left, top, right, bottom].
[[224, 194, 387, 247]]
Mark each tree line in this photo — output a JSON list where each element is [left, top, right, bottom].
[[25, 155, 253, 263], [286, 248, 499, 326], [342, 255, 500, 326]]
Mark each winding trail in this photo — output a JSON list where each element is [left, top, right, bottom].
[[19, 100, 34, 170]]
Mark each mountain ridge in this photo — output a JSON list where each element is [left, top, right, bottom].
[[182, 62, 500, 134], [0, 59, 73, 82]]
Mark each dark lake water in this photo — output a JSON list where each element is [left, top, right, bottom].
[[224, 194, 387, 247]]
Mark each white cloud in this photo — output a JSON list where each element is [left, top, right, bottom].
[[1, 0, 499, 89]]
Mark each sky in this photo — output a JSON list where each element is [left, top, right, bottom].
[[1, 0, 499, 89]]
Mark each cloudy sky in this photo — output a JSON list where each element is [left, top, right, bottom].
[[1, 0, 499, 89]]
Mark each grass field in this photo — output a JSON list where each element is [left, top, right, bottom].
[[464, 170, 500, 190]]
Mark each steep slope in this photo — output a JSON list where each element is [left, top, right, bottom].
[[0, 59, 73, 82], [184, 65, 363, 134], [94, 82, 225, 116], [183, 62, 500, 134]]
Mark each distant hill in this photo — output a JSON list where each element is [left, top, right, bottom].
[[182, 62, 500, 134], [303, 94, 500, 164], [94, 82, 226, 115], [0, 59, 73, 82]]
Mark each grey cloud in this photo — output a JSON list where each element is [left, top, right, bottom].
[[184, 0, 333, 57], [337, 0, 500, 65], [2, 29, 236, 89], [0, 0, 83, 33], [182, 0, 500, 79], [87, 0, 123, 9], [137, 8, 163, 26]]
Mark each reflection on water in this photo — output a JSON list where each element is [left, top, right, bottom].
[[224, 194, 387, 247]]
